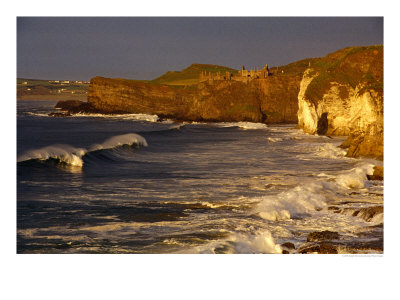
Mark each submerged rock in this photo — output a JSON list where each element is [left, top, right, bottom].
[[54, 100, 99, 114], [48, 112, 71, 117], [307, 230, 340, 242], [297, 242, 338, 254], [281, 242, 296, 250], [352, 206, 383, 222], [367, 166, 384, 181]]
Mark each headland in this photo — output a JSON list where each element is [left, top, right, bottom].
[[51, 45, 384, 160]]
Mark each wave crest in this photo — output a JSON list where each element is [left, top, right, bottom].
[[18, 133, 148, 168], [17, 145, 86, 167], [255, 182, 329, 221], [88, 133, 148, 151], [335, 163, 375, 189]]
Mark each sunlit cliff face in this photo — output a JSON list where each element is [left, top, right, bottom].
[[297, 68, 383, 159]]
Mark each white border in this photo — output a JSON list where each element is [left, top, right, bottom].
[[3, 1, 398, 299]]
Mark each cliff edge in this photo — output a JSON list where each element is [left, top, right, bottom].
[[86, 69, 301, 123], [297, 46, 383, 160]]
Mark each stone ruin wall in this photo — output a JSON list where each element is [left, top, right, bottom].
[[199, 64, 270, 84]]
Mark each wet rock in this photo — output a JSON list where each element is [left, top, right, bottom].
[[341, 238, 384, 253], [281, 242, 296, 250], [297, 242, 338, 254], [352, 206, 383, 222], [328, 206, 341, 213], [48, 112, 71, 117], [317, 112, 328, 135], [55, 100, 98, 114], [307, 230, 340, 242], [55, 100, 85, 110], [367, 166, 383, 181]]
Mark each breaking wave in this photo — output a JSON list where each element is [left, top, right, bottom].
[[181, 229, 283, 254], [335, 163, 375, 189], [17, 133, 148, 168], [315, 143, 347, 158], [29, 111, 175, 124], [214, 122, 268, 130], [72, 113, 162, 123], [254, 162, 376, 221], [255, 182, 330, 221], [17, 145, 86, 167]]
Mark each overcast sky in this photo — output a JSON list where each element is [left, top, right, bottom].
[[17, 17, 383, 81]]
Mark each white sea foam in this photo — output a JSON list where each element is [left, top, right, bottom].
[[183, 229, 282, 254], [255, 182, 330, 221], [73, 113, 160, 122], [254, 162, 377, 221], [214, 122, 268, 130], [335, 163, 375, 189], [230, 230, 283, 254], [18, 133, 148, 168], [315, 143, 347, 158], [26, 112, 52, 117]]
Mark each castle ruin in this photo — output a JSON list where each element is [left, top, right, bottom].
[[199, 64, 270, 84]]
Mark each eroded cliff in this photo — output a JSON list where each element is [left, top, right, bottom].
[[297, 46, 383, 159], [86, 74, 301, 123]]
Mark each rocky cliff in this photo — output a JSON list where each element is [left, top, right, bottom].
[[297, 46, 383, 160], [86, 73, 301, 123]]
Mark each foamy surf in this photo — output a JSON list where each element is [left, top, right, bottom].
[[214, 122, 268, 130], [335, 163, 375, 189], [255, 182, 329, 221], [180, 229, 283, 254], [315, 143, 347, 158], [17, 133, 148, 168], [72, 113, 160, 122], [254, 162, 378, 221]]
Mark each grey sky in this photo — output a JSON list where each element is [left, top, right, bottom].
[[17, 17, 383, 81]]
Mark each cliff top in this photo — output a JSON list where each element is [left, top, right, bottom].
[[151, 63, 238, 86], [305, 45, 383, 106], [269, 58, 321, 76]]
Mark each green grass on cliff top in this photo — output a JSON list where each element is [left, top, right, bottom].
[[151, 63, 239, 86], [305, 45, 383, 106]]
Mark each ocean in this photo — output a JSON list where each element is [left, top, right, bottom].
[[17, 100, 383, 254]]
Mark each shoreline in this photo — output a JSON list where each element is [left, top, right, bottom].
[[17, 94, 87, 101]]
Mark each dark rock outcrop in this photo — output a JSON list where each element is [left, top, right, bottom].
[[55, 100, 98, 114], [48, 112, 72, 117], [297, 242, 338, 254], [307, 230, 340, 242], [352, 206, 383, 222], [367, 166, 384, 181]]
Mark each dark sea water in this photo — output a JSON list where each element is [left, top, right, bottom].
[[17, 100, 384, 253]]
